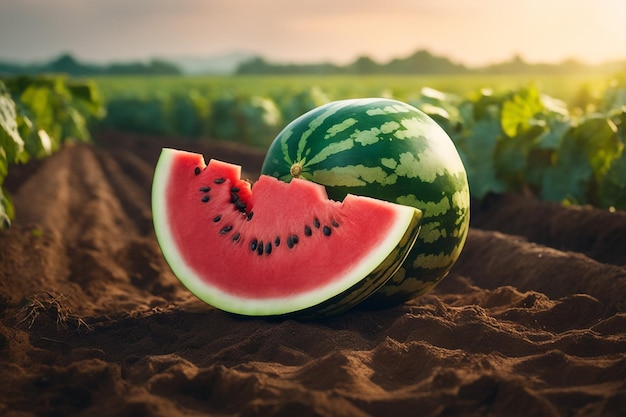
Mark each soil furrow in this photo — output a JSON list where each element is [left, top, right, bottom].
[[64, 144, 140, 251], [472, 194, 626, 266], [12, 144, 73, 235], [94, 148, 154, 236], [454, 228, 626, 314]]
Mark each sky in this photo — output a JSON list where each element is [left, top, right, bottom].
[[1, 0, 625, 67]]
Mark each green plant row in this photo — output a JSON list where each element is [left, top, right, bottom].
[[97, 74, 626, 210], [99, 84, 333, 148], [0, 75, 104, 228], [94, 73, 611, 147], [410, 77, 625, 210]]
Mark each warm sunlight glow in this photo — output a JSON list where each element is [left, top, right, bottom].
[[0, 0, 624, 66]]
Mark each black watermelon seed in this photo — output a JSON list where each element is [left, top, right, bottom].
[[313, 218, 321, 228], [232, 232, 241, 242], [213, 215, 222, 222], [257, 241, 264, 255], [230, 193, 238, 203], [287, 236, 294, 248], [231, 187, 240, 193], [235, 200, 246, 211], [332, 220, 340, 228], [246, 211, 254, 221], [219, 225, 233, 234], [194, 167, 201, 175], [323, 225, 332, 236], [275, 236, 280, 247], [213, 177, 225, 184], [201, 195, 210, 203], [250, 239, 258, 251], [292, 234, 299, 244], [265, 243, 272, 255], [304, 225, 312, 236], [199, 186, 211, 192]]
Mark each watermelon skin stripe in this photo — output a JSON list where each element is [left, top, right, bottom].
[[262, 98, 470, 308]]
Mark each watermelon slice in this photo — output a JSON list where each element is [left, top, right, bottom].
[[152, 148, 422, 317]]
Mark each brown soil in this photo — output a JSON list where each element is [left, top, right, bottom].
[[1, 131, 625, 417]]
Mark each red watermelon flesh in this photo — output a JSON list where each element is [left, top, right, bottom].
[[152, 148, 422, 317]]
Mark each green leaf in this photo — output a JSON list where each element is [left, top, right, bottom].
[[456, 118, 507, 199], [602, 74, 626, 111], [575, 116, 622, 178], [0, 145, 7, 180], [63, 107, 91, 142], [598, 150, 626, 210], [607, 106, 625, 144], [0, 185, 12, 229], [501, 85, 545, 137], [0, 148, 12, 229], [540, 93, 569, 118], [541, 149, 592, 204], [495, 123, 545, 191], [536, 117, 572, 150], [67, 80, 105, 118], [67, 81, 97, 102], [0, 84, 25, 163], [19, 85, 56, 135], [540, 117, 621, 205], [411, 87, 463, 133], [470, 89, 503, 122], [526, 148, 556, 193]]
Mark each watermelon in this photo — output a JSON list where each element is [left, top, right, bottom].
[[261, 98, 470, 308], [152, 148, 423, 318]]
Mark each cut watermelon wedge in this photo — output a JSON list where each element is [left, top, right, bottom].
[[152, 148, 422, 317]]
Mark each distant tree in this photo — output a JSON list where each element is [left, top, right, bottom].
[[236, 57, 271, 74], [0, 54, 181, 76], [43, 53, 99, 75], [235, 49, 469, 75], [347, 56, 381, 74], [0, 61, 29, 75], [236, 57, 341, 75], [104, 59, 181, 75], [146, 59, 183, 75], [386, 50, 468, 74], [478, 54, 593, 74]]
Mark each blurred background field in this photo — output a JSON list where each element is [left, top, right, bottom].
[[91, 72, 617, 146], [94, 73, 612, 109]]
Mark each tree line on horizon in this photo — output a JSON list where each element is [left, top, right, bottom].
[[1, 49, 623, 77], [0, 54, 182, 76], [236, 50, 624, 75]]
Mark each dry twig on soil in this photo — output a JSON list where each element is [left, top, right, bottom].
[[17, 292, 92, 331]]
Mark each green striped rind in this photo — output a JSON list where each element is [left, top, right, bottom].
[[261, 98, 470, 308], [287, 209, 422, 319]]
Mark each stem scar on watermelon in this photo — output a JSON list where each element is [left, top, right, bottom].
[[152, 148, 423, 318]]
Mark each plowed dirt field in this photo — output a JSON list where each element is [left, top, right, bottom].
[[1, 131, 625, 417]]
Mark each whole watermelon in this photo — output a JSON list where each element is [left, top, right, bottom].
[[261, 98, 470, 308]]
